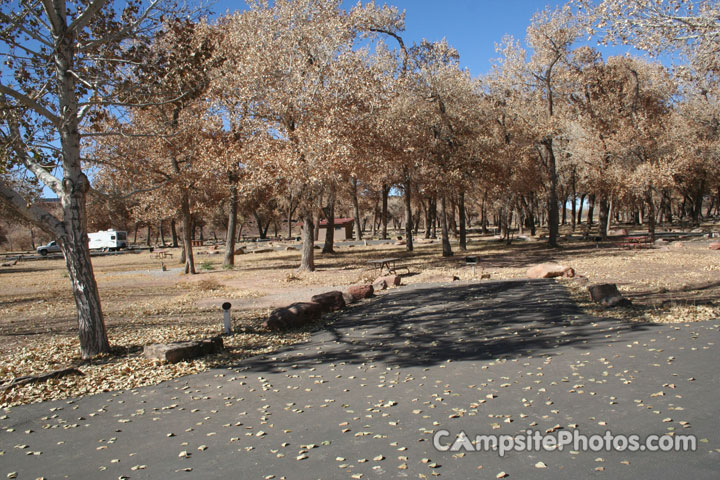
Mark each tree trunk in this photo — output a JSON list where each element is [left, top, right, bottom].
[[598, 196, 610, 240], [645, 188, 656, 240], [577, 193, 585, 226], [439, 194, 452, 257], [52, 23, 110, 358], [181, 193, 195, 274], [322, 188, 336, 254], [351, 178, 363, 240], [170, 218, 178, 248], [253, 210, 266, 240], [587, 194, 595, 225], [56, 174, 111, 358], [146, 224, 151, 247], [133, 222, 139, 244], [381, 184, 389, 240], [542, 140, 559, 247], [224, 179, 239, 267], [158, 221, 166, 246], [458, 191, 467, 251], [299, 209, 315, 271], [29, 227, 35, 249], [403, 173, 413, 251]]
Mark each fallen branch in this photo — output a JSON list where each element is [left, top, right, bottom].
[[2, 367, 84, 391]]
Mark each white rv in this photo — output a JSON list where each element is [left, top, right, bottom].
[[88, 230, 128, 251]]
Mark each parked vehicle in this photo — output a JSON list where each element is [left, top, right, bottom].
[[36, 240, 62, 256], [88, 230, 128, 251]]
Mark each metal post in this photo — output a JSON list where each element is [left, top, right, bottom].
[[222, 302, 232, 335]]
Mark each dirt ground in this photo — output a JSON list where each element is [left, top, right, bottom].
[[1, 231, 719, 407]]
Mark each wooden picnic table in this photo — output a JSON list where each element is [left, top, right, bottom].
[[367, 257, 409, 276], [152, 250, 173, 259]]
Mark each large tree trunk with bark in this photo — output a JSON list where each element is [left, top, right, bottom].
[[224, 179, 239, 267], [403, 173, 413, 251], [458, 191, 467, 251], [180, 193, 196, 274], [439, 195, 453, 257], [56, 23, 109, 358], [60, 174, 110, 359], [299, 209, 315, 271], [351, 178, 363, 241]]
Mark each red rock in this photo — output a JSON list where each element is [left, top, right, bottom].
[[587, 283, 632, 307], [144, 337, 223, 363], [310, 291, 346, 312], [709, 242, 720, 250], [373, 278, 388, 290], [374, 275, 401, 288], [346, 284, 374, 301], [264, 302, 323, 330], [527, 263, 575, 279]]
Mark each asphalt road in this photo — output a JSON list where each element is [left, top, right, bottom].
[[1, 279, 718, 479]]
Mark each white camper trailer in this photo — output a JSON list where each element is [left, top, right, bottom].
[[88, 230, 128, 251]]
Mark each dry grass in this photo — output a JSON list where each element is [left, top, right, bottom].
[[1, 233, 718, 407]]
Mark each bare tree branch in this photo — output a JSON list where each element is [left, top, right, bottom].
[[0, 84, 61, 127]]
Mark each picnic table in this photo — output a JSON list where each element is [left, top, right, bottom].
[[616, 235, 653, 249], [367, 257, 409, 276], [152, 250, 173, 259]]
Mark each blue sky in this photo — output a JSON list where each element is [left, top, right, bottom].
[[212, 0, 597, 76]]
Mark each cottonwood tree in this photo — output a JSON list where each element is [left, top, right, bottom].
[[219, 0, 404, 271], [0, 0, 199, 358], [492, 5, 586, 246]]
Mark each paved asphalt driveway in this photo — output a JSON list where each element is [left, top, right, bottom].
[[1, 280, 718, 479]]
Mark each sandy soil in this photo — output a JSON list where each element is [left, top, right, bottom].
[[0, 232, 718, 406]]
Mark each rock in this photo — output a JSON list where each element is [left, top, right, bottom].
[[234, 247, 246, 255], [373, 278, 388, 290], [527, 263, 575, 279], [709, 242, 720, 251], [342, 292, 356, 305], [144, 337, 223, 363], [346, 284, 374, 301], [654, 239, 669, 246], [670, 241, 683, 249], [416, 238, 434, 244], [374, 275, 401, 288], [480, 273, 491, 279], [310, 291, 346, 313], [395, 240, 406, 246], [608, 228, 628, 236], [285, 246, 298, 251], [587, 283, 632, 307], [253, 248, 274, 254], [264, 302, 323, 330]]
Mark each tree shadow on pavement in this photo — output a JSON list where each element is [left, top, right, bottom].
[[235, 279, 653, 372]]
